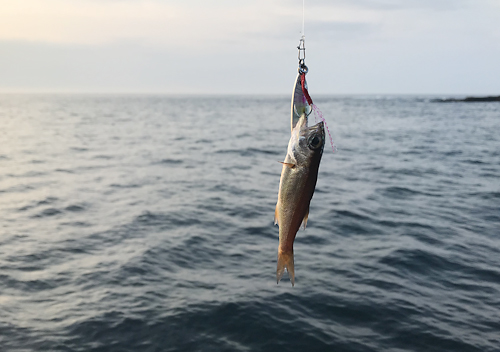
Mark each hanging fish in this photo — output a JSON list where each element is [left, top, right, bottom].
[[274, 40, 325, 286]]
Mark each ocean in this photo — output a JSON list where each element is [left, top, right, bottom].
[[0, 94, 499, 352]]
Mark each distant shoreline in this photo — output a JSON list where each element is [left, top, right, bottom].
[[432, 95, 500, 102]]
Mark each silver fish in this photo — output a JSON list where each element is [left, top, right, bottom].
[[274, 97, 325, 286]]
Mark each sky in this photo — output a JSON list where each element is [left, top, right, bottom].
[[0, 0, 499, 95]]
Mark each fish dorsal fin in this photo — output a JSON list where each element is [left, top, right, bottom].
[[301, 208, 309, 230], [274, 203, 280, 226], [279, 161, 296, 168]]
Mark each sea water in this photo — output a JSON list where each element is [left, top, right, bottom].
[[0, 94, 499, 351]]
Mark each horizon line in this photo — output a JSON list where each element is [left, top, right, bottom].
[[0, 91, 497, 97]]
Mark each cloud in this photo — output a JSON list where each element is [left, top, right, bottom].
[[0, 1, 180, 45], [0, 39, 296, 94], [311, 0, 478, 11], [1, 0, 497, 47], [0, 0, 299, 52], [0, 0, 499, 94]]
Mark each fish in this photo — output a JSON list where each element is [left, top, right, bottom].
[[274, 109, 325, 286]]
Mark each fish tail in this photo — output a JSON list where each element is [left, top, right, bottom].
[[276, 250, 295, 286]]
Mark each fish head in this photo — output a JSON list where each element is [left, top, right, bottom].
[[288, 119, 325, 167]]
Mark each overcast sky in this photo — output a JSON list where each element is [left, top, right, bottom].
[[1, 0, 499, 94]]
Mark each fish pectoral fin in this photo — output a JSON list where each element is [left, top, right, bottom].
[[301, 208, 309, 230], [279, 161, 296, 168], [274, 204, 279, 226]]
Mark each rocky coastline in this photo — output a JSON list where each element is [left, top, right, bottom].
[[432, 95, 500, 102]]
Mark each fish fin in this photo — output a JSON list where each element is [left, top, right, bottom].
[[276, 250, 295, 286], [279, 161, 296, 168], [301, 208, 309, 230], [274, 204, 279, 226]]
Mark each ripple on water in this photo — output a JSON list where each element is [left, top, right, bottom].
[[1, 95, 499, 352]]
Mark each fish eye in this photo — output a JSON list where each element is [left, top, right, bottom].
[[308, 135, 322, 149]]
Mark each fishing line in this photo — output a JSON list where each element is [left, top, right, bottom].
[[302, 0, 305, 36]]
